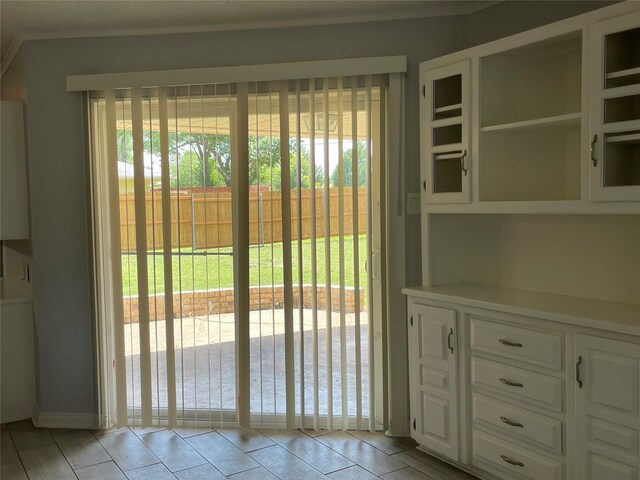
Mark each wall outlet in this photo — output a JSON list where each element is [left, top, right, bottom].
[[406, 193, 420, 215]]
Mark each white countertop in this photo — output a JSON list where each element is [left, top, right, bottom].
[[403, 283, 640, 336]]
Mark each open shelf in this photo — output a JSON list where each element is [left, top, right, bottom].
[[480, 31, 582, 126], [480, 122, 581, 202], [481, 112, 580, 133]]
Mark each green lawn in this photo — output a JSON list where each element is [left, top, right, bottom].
[[121, 235, 368, 296]]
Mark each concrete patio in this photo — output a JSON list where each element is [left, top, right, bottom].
[[124, 309, 371, 425]]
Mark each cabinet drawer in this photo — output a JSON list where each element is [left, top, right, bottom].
[[473, 393, 563, 454], [472, 358, 563, 412], [471, 318, 562, 370], [473, 430, 564, 480]]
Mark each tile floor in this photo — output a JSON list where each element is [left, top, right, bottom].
[[0, 420, 479, 480]]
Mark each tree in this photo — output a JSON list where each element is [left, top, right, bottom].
[[330, 141, 367, 188], [120, 127, 322, 191], [116, 129, 133, 164]]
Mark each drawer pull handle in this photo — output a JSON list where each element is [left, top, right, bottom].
[[501, 455, 525, 467], [460, 150, 468, 176], [576, 355, 583, 389], [447, 328, 454, 354], [500, 416, 524, 428], [499, 338, 523, 348], [500, 377, 524, 388]]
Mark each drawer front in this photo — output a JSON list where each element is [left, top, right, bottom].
[[472, 358, 563, 412], [473, 430, 564, 480], [473, 393, 563, 454], [471, 318, 562, 370]]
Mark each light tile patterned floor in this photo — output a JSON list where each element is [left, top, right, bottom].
[[0, 420, 479, 479]]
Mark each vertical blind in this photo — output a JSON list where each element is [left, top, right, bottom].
[[89, 75, 388, 431]]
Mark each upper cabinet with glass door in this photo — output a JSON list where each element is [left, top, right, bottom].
[[421, 60, 471, 204], [590, 11, 640, 202]]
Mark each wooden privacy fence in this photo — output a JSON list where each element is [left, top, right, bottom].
[[119, 187, 367, 251]]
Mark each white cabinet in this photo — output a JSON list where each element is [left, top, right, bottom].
[[421, 60, 471, 204], [575, 335, 640, 479], [0, 299, 35, 423], [469, 316, 566, 480], [418, 3, 640, 213], [404, 285, 640, 480], [589, 12, 640, 202], [1, 101, 29, 240], [408, 302, 459, 460]]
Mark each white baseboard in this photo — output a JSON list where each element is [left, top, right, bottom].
[[33, 412, 97, 429]]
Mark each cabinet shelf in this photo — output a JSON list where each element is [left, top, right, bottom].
[[606, 66, 640, 80], [432, 143, 463, 154], [432, 116, 462, 128], [480, 113, 581, 133], [434, 103, 462, 114], [606, 132, 640, 144]]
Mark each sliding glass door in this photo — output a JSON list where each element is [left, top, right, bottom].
[[89, 76, 387, 431]]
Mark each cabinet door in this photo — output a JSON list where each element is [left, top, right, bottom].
[[575, 334, 640, 479], [0, 102, 29, 240], [421, 60, 471, 204], [589, 12, 640, 202], [409, 302, 459, 460]]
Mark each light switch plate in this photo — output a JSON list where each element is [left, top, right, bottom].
[[406, 193, 420, 215]]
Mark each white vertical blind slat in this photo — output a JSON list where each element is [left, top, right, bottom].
[[104, 91, 128, 427], [337, 78, 348, 429], [158, 88, 177, 427], [364, 76, 375, 432], [295, 81, 306, 429], [146, 96, 161, 424], [131, 88, 153, 426], [351, 78, 363, 430], [322, 78, 333, 431], [279, 81, 296, 430], [378, 86, 389, 432], [233, 82, 251, 429], [309, 79, 319, 431]]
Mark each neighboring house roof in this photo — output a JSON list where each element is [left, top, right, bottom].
[[117, 161, 153, 179]]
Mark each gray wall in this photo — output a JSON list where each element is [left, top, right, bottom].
[[2, 0, 611, 416]]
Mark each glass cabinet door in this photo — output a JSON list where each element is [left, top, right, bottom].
[[590, 13, 640, 202], [422, 60, 471, 204]]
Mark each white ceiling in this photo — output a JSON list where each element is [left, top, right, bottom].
[[0, 0, 497, 64]]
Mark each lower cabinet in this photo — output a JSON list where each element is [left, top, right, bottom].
[[408, 303, 459, 461], [406, 295, 640, 480], [575, 335, 640, 480]]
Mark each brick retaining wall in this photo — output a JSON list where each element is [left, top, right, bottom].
[[122, 285, 366, 323]]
